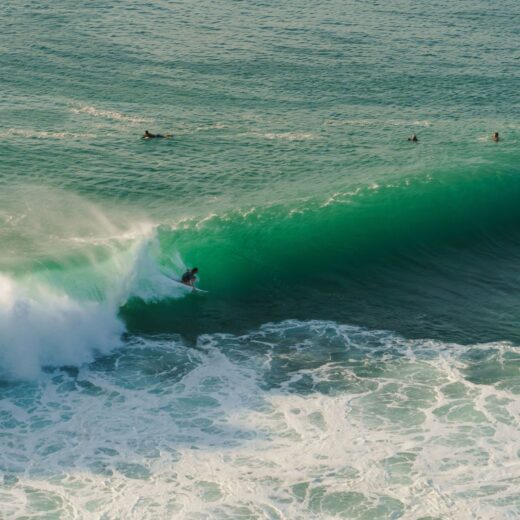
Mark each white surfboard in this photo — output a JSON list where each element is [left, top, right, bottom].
[[162, 272, 208, 294]]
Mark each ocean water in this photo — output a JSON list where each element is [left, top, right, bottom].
[[1, 0, 520, 518]]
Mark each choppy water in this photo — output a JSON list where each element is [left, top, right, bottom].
[[1, 1, 520, 518]]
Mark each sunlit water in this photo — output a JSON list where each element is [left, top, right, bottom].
[[1, 1, 520, 518]]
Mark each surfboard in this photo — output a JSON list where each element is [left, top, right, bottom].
[[162, 272, 208, 294]]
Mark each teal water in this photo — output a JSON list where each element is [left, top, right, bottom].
[[1, 1, 520, 518]]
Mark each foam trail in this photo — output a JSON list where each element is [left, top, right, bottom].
[[0, 129, 96, 139], [69, 105, 149, 123]]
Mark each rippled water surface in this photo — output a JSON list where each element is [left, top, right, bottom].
[[1, 1, 520, 518]]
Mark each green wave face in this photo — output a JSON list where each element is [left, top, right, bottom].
[[164, 164, 520, 287], [2, 152, 520, 370], [121, 158, 520, 343]]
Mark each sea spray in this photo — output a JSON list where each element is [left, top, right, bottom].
[[0, 273, 124, 379], [0, 186, 194, 377], [0, 235, 198, 379]]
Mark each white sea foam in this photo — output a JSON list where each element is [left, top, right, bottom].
[[245, 131, 316, 141], [0, 187, 193, 378], [263, 132, 316, 141], [0, 241, 190, 379], [0, 128, 96, 139], [1, 321, 518, 518], [195, 123, 227, 132], [0, 274, 124, 379], [324, 118, 433, 128], [321, 188, 362, 207], [69, 105, 150, 124]]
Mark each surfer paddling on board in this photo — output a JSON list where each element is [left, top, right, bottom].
[[142, 130, 172, 139], [181, 267, 199, 289]]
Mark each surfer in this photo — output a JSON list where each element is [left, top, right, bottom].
[[181, 267, 199, 288], [408, 133, 418, 142], [142, 130, 172, 139], [143, 130, 161, 139], [492, 132, 500, 142]]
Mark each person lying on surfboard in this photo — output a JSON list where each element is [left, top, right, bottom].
[[181, 267, 199, 288], [142, 130, 172, 139]]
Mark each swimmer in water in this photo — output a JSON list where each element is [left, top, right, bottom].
[[408, 133, 418, 142], [492, 132, 500, 142]]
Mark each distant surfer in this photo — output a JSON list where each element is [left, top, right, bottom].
[[142, 130, 172, 139], [492, 131, 500, 142], [181, 267, 199, 288], [408, 133, 418, 142]]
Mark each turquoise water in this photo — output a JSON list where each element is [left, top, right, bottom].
[[1, 1, 520, 518]]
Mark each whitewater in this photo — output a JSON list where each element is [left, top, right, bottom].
[[1, 0, 520, 518]]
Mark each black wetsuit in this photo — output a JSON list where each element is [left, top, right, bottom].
[[181, 270, 196, 284]]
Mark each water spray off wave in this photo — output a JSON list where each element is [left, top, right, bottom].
[[0, 187, 195, 379]]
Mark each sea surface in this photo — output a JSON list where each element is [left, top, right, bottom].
[[1, 1, 520, 518]]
